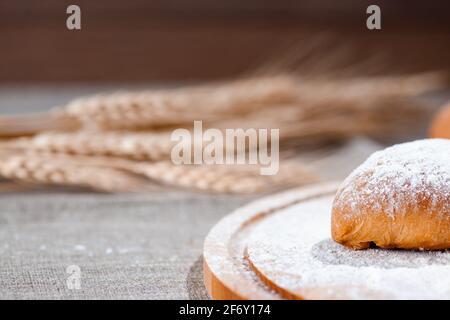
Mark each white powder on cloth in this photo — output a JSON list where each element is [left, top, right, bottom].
[[246, 195, 450, 299], [334, 139, 450, 219]]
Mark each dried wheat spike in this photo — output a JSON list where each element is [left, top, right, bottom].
[[7, 131, 175, 160], [4, 127, 270, 161], [59, 73, 444, 130], [0, 72, 444, 137], [0, 151, 318, 194], [133, 161, 319, 194], [59, 75, 299, 130], [0, 154, 146, 192], [2, 93, 425, 162], [0, 76, 299, 136]]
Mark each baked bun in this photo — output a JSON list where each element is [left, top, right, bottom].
[[430, 102, 450, 139], [332, 139, 450, 250]]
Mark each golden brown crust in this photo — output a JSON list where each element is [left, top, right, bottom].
[[331, 139, 450, 250], [332, 176, 450, 250], [430, 102, 450, 139]]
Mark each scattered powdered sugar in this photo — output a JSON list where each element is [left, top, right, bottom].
[[246, 195, 450, 299], [335, 139, 450, 219], [312, 239, 450, 269]]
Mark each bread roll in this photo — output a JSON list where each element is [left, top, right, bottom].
[[430, 102, 450, 139], [332, 139, 450, 250]]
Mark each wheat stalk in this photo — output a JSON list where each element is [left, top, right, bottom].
[[1, 89, 430, 160], [0, 72, 443, 137], [60, 75, 299, 129], [132, 161, 319, 194], [0, 75, 300, 136], [0, 153, 147, 193], [46, 72, 449, 133], [4, 131, 175, 160], [59, 72, 442, 131], [0, 150, 318, 194], [0, 112, 79, 137]]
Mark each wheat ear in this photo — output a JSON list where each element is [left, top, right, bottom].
[[1, 92, 427, 162], [132, 161, 319, 194], [49, 72, 448, 132], [0, 151, 318, 194], [60, 75, 299, 130], [0, 154, 147, 193], [2, 126, 271, 161], [0, 72, 443, 137], [4, 131, 175, 160]]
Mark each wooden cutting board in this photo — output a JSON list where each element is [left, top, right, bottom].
[[203, 182, 450, 300]]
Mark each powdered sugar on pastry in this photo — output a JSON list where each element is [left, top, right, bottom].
[[332, 138, 450, 250], [335, 139, 450, 219]]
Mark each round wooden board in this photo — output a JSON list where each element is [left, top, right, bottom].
[[203, 182, 450, 300], [203, 182, 340, 300]]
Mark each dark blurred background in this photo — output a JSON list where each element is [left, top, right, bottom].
[[1, 0, 449, 83]]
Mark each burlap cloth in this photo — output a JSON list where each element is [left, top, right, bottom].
[[0, 191, 254, 299]]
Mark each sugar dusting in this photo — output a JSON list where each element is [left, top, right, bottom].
[[312, 239, 450, 268], [335, 139, 450, 219], [247, 195, 450, 299]]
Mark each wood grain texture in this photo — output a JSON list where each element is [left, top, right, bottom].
[[203, 182, 339, 300]]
